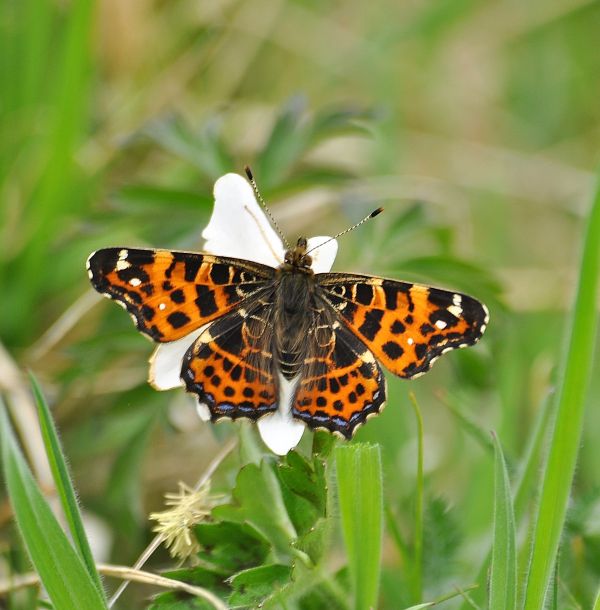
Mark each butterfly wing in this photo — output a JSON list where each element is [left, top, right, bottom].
[[182, 298, 279, 421], [87, 248, 274, 342], [292, 310, 386, 438], [317, 273, 489, 379]]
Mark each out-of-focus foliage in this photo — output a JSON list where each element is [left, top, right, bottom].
[[1, 0, 599, 608]]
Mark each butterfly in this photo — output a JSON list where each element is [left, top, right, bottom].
[[87, 172, 488, 443]]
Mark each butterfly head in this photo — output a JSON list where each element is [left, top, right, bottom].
[[281, 237, 313, 273]]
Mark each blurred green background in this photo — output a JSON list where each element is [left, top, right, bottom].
[[1, 0, 599, 608]]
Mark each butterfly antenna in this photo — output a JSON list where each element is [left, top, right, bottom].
[[305, 207, 383, 255], [244, 166, 291, 250]]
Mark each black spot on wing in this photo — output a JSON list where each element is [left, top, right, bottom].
[[210, 264, 229, 285], [195, 285, 218, 317], [382, 341, 404, 360], [358, 309, 384, 341], [414, 343, 427, 360], [354, 283, 374, 305], [391, 320, 405, 334], [427, 288, 454, 308], [170, 289, 185, 303], [167, 311, 191, 329]]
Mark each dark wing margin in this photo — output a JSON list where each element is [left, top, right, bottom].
[[316, 273, 489, 379], [87, 247, 274, 342]]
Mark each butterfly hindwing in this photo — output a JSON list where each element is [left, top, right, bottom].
[[317, 273, 488, 379], [87, 247, 274, 342], [292, 317, 386, 438], [181, 299, 279, 421]]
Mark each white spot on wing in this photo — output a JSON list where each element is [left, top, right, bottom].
[[435, 319, 447, 330], [447, 304, 462, 317], [129, 278, 142, 287], [159, 303, 166, 311], [407, 337, 414, 345]]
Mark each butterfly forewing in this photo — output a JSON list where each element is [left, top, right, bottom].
[[181, 298, 278, 420], [87, 248, 274, 342], [317, 273, 488, 379]]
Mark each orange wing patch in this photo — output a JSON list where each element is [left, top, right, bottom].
[[182, 305, 278, 421], [87, 248, 273, 342], [318, 274, 489, 379], [292, 322, 386, 438]]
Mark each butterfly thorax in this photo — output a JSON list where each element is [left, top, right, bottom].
[[273, 237, 317, 379], [278, 237, 313, 275]]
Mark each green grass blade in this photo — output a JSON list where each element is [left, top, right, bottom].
[[336, 443, 383, 610], [593, 584, 600, 610], [489, 433, 517, 610], [523, 169, 600, 609], [30, 374, 106, 600], [0, 404, 108, 610]]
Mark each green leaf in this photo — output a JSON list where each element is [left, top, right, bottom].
[[228, 564, 292, 608], [294, 517, 331, 566], [254, 96, 309, 188], [148, 594, 215, 610], [523, 168, 600, 609], [30, 374, 106, 600], [422, 496, 461, 587], [489, 433, 517, 610], [312, 430, 337, 458], [143, 115, 232, 179], [275, 451, 327, 536], [194, 521, 270, 573], [0, 405, 108, 610], [212, 460, 297, 558], [335, 443, 383, 610], [593, 584, 600, 610]]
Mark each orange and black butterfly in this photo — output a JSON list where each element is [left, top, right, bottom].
[[87, 171, 488, 439]]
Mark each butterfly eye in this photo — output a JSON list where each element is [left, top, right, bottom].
[[303, 255, 313, 267]]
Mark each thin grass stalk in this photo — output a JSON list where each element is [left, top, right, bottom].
[[408, 392, 424, 603]]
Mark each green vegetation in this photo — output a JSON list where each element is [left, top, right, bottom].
[[1, 1, 599, 608]]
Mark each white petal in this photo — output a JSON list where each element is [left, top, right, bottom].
[[202, 173, 285, 267], [196, 400, 211, 422], [257, 376, 305, 455], [148, 327, 206, 390], [306, 236, 338, 273]]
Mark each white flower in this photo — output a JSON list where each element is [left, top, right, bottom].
[[149, 173, 338, 455]]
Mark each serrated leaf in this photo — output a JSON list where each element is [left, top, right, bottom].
[[148, 593, 215, 610], [228, 564, 292, 608], [275, 451, 327, 536], [312, 430, 337, 458], [294, 517, 331, 565], [194, 521, 270, 573], [211, 461, 297, 557]]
